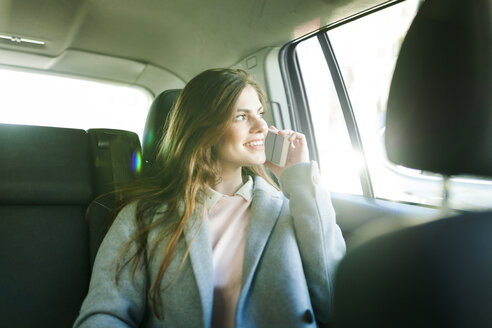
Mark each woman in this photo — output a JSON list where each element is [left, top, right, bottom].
[[74, 68, 346, 328]]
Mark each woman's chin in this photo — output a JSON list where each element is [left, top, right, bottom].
[[255, 155, 267, 166], [246, 157, 266, 167]]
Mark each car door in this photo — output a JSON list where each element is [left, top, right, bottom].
[[277, 0, 492, 249]]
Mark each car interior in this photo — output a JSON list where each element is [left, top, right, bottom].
[[0, 0, 490, 327], [334, 0, 492, 326]]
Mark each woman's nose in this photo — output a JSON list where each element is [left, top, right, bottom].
[[251, 116, 268, 133]]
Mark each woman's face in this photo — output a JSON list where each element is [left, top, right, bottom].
[[214, 85, 268, 173]]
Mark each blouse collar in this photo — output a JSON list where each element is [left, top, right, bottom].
[[204, 176, 254, 209]]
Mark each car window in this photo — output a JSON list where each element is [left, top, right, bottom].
[[0, 68, 152, 142], [294, 0, 492, 211], [296, 37, 363, 195]]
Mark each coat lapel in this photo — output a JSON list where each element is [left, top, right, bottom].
[[237, 177, 283, 307], [183, 212, 214, 328]]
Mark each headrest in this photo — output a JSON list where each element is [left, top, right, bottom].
[[385, 0, 492, 177], [88, 129, 141, 195], [0, 124, 93, 204], [142, 89, 181, 175]]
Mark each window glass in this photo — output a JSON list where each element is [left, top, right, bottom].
[[296, 0, 492, 210], [296, 37, 362, 195], [0, 68, 152, 142], [328, 0, 420, 202]]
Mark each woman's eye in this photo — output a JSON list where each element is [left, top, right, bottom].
[[235, 114, 247, 121], [257, 111, 265, 118]]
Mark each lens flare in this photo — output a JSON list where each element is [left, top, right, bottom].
[[131, 150, 142, 174], [145, 131, 153, 148]]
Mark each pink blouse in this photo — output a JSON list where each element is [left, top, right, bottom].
[[205, 177, 254, 328]]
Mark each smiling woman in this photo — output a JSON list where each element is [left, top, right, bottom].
[[73, 68, 346, 328]]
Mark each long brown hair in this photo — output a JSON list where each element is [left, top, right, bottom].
[[113, 68, 277, 317]]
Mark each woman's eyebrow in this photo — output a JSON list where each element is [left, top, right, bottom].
[[236, 106, 263, 113]]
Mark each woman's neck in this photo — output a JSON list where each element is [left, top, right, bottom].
[[214, 167, 243, 196]]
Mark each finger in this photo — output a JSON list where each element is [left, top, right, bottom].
[[288, 132, 304, 143], [294, 133, 305, 141], [277, 129, 293, 136]]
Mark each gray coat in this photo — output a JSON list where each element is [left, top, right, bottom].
[[74, 162, 346, 328]]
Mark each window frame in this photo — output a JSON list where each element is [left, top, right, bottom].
[[279, 0, 409, 199]]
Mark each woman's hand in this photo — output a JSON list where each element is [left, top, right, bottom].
[[264, 126, 310, 178]]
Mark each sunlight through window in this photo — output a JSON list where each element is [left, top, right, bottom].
[[0, 69, 152, 142]]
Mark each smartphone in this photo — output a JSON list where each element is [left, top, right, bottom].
[[265, 129, 290, 167]]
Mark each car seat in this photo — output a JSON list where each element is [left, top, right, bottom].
[[141, 89, 182, 176]]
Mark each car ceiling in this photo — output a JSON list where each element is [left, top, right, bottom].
[[0, 0, 384, 94]]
